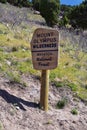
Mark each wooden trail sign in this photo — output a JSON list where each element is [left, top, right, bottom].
[[31, 28, 59, 111], [31, 28, 59, 70]]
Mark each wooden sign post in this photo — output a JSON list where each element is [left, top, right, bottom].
[[31, 28, 59, 111], [40, 70, 49, 111]]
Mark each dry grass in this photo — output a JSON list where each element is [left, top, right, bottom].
[[0, 3, 87, 101]]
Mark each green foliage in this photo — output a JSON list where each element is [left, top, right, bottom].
[[12, 46, 18, 52], [56, 98, 68, 109], [0, 0, 7, 3], [59, 15, 69, 27], [54, 81, 64, 87], [7, 0, 31, 7], [60, 4, 72, 13], [59, 4, 72, 27], [77, 87, 87, 102], [6, 71, 21, 83], [19, 0, 32, 7], [40, 0, 60, 27], [54, 80, 77, 91], [32, 0, 40, 11], [85, 84, 87, 89], [0, 1, 87, 102], [67, 82, 77, 91], [71, 108, 78, 115], [68, 0, 87, 29], [60, 1, 87, 29]]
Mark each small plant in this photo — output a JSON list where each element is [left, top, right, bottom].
[[56, 98, 67, 109], [0, 30, 3, 34], [85, 84, 87, 89], [0, 48, 3, 52], [12, 46, 18, 52], [71, 108, 78, 115], [6, 71, 21, 84], [45, 120, 52, 125], [22, 82, 27, 87], [54, 81, 64, 88], [67, 82, 77, 91], [74, 63, 81, 69]]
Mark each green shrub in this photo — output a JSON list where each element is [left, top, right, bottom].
[[32, 0, 40, 11], [0, 0, 7, 3], [54, 81, 64, 87], [54, 80, 77, 91], [6, 71, 21, 83], [68, 82, 77, 91], [0, 48, 3, 52], [40, 0, 60, 27], [85, 84, 87, 89], [71, 108, 78, 115], [12, 46, 18, 52], [69, 1, 87, 29], [7, 0, 31, 7], [56, 98, 67, 109]]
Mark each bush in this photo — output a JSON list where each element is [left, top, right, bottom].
[[54, 81, 64, 87], [68, 1, 87, 29], [56, 98, 67, 109], [40, 0, 60, 27], [32, 0, 40, 11], [0, 0, 7, 3], [68, 82, 77, 91], [7, 0, 31, 7], [85, 84, 87, 89], [12, 46, 18, 52], [59, 15, 69, 27], [71, 108, 78, 115]]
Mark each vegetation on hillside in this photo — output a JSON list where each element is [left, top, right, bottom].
[[68, 0, 87, 29], [32, 0, 87, 29], [0, 2, 87, 102], [0, 0, 87, 29], [32, 0, 40, 11], [60, 0, 87, 29], [0, 0, 32, 7], [32, 0, 60, 27]]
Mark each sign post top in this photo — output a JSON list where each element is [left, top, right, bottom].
[[31, 28, 59, 70]]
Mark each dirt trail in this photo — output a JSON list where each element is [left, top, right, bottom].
[[0, 75, 87, 130]]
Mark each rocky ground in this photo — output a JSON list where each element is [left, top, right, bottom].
[[0, 75, 87, 130], [0, 2, 45, 28]]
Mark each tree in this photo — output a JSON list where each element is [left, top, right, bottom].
[[59, 4, 72, 27], [40, 0, 60, 27], [0, 0, 7, 3], [59, 15, 69, 27], [7, 0, 31, 7], [69, 0, 87, 29], [19, 0, 31, 7], [32, 0, 40, 11]]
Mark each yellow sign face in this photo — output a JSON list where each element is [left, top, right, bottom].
[[31, 28, 59, 70]]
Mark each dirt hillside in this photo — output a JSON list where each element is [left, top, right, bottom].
[[0, 75, 87, 130]]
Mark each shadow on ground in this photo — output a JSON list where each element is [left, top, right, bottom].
[[0, 89, 39, 111]]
